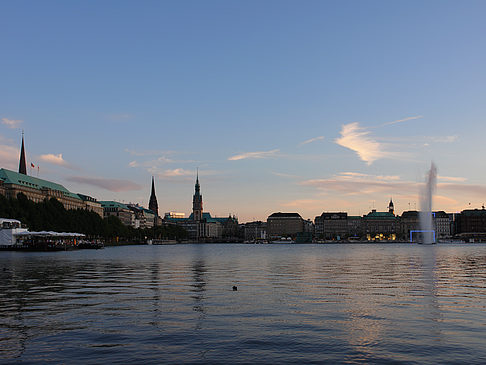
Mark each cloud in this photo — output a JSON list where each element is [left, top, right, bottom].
[[271, 171, 299, 178], [1, 118, 23, 129], [428, 135, 458, 143], [381, 115, 423, 127], [335, 122, 383, 165], [160, 168, 193, 177], [281, 199, 324, 208], [228, 149, 279, 161], [300, 136, 324, 146], [125, 148, 176, 157], [39, 153, 70, 167], [438, 183, 486, 196], [438, 175, 467, 182], [66, 176, 142, 192], [301, 172, 417, 196]]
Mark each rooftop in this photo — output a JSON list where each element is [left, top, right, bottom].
[[0, 168, 81, 200]]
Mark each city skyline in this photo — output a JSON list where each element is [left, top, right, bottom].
[[2, 1, 486, 221]]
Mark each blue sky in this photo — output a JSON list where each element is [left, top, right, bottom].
[[1, 0, 486, 222]]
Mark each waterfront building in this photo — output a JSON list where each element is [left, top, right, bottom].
[[163, 173, 235, 241], [266, 212, 304, 239], [347, 216, 363, 238], [165, 212, 185, 219], [0, 168, 86, 210], [400, 210, 420, 240], [454, 208, 486, 240], [0, 136, 102, 215], [363, 209, 398, 241], [244, 221, 267, 241], [127, 204, 156, 229], [99, 201, 134, 226], [434, 211, 451, 239], [78, 194, 104, 217], [315, 212, 347, 240]]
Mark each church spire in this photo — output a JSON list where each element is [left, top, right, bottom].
[[148, 176, 159, 218], [192, 169, 203, 221], [388, 197, 394, 215], [19, 131, 27, 175]]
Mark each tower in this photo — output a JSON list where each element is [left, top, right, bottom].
[[148, 176, 159, 220], [19, 132, 27, 175], [388, 198, 394, 215], [192, 170, 203, 221]]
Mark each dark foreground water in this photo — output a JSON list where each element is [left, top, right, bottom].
[[1, 244, 486, 364]]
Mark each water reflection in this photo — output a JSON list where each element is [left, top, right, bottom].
[[0, 244, 486, 363]]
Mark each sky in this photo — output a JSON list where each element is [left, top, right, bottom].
[[1, 0, 486, 222]]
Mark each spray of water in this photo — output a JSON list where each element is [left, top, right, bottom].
[[419, 162, 437, 244]]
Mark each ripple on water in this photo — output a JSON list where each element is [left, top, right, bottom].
[[1, 244, 486, 363]]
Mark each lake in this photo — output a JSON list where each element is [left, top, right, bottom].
[[1, 243, 486, 364]]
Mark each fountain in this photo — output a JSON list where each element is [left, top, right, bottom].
[[419, 162, 437, 244]]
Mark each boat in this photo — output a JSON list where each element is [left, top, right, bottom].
[[148, 239, 177, 245], [1, 217, 97, 251], [0, 218, 28, 248], [270, 237, 295, 244]]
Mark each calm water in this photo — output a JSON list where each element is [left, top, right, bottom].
[[1, 244, 486, 364]]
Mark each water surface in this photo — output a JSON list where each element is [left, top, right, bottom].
[[1, 244, 486, 364]]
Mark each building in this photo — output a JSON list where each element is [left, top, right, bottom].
[[148, 176, 160, 226], [400, 210, 420, 240], [100, 201, 134, 226], [163, 173, 235, 241], [165, 212, 185, 219], [244, 221, 267, 241], [363, 209, 399, 241], [0, 135, 101, 215], [434, 211, 451, 239], [0, 168, 86, 210], [78, 194, 104, 217], [455, 208, 486, 240], [347, 216, 363, 238], [315, 212, 347, 240], [127, 204, 156, 229], [266, 212, 304, 239], [192, 171, 203, 222]]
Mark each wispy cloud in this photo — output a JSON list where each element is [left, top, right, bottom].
[[228, 149, 279, 161], [125, 148, 176, 157], [301, 172, 416, 196], [39, 153, 71, 168], [281, 199, 324, 208], [66, 176, 142, 192], [428, 135, 458, 143], [160, 168, 194, 177], [335, 122, 383, 165], [438, 175, 467, 182], [300, 136, 324, 146], [1, 118, 23, 129], [381, 115, 423, 127], [271, 171, 299, 179]]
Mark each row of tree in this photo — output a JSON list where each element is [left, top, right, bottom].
[[0, 193, 188, 243]]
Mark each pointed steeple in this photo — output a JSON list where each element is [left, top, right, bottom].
[[148, 176, 159, 217], [19, 132, 27, 175], [192, 169, 203, 221], [388, 197, 394, 215]]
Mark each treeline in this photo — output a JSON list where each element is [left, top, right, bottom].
[[0, 193, 187, 243]]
